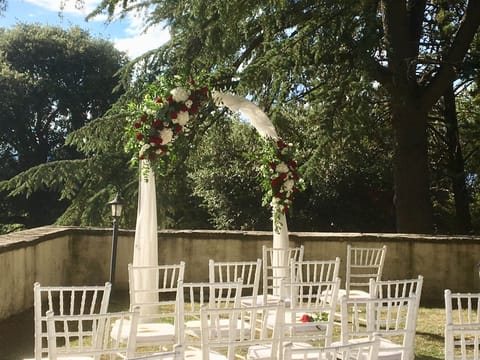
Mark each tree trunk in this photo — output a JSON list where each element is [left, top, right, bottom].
[[392, 105, 433, 233], [443, 85, 472, 234]]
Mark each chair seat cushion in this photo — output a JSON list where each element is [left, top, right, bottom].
[[331, 338, 403, 360], [247, 342, 312, 360], [185, 318, 253, 339], [184, 348, 228, 359], [336, 289, 371, 299], [111, 319, 175, 344]]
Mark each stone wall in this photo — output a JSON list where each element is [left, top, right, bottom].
[[1, 226, 479, 320]]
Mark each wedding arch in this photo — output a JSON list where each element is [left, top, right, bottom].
[[124, 78, 303, 297]]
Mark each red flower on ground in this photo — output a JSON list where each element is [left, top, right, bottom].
[[300, 314, 313, 323]]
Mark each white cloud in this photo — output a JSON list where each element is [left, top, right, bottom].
[[114, 24, 170, 59], [22, 0, 170, 57], [24, 0, 100, 17]]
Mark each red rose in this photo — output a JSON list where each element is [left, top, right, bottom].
[[190, 107, 198, 114], [175, 125, 183, 133], [171, 112, 178, 119], [282, 206, 288, 213], [181, 104, 188, 112], [279, 173, 287, 180], [167, 95, 173, 104], [155, 97, 163, 103], [270, 178, 279, 187], [300, 314, 312, 323], [136, 133, 144, 141], [189, 79, 196, 85], [133, 122, 141, 129], [153, 120, 162, 129], [140, 115, 148, 122], [277, 140, 286, 149], [269, 162, 276, 170]]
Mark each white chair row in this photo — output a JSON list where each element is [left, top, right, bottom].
[[34, 243, 392, 359]]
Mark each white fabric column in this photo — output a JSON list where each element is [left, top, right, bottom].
[[272, 212, 289, 296], [132, 160, 159, 305]]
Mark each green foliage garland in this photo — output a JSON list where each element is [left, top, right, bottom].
[[259, 139, 305, 226]]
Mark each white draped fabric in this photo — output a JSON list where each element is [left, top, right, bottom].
[[272, 213, 289, 296], [132, 160, 158, 305]]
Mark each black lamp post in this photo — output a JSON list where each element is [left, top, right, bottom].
[[107, 193, 124, 285]]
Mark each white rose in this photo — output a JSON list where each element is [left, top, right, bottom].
[[275, 163, 289, 173], [170, 87, 190, 102], [175, 111, 189, 126], [270, 197, 281, 207], [160, 128, 173, 145], [283, 179, 295, 192], [185, 99, 193, 108]]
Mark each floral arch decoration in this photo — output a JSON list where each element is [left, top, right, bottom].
[[125, 78, 304, 227]]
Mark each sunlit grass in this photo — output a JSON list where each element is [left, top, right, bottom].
[[415, 307, 444, 360]]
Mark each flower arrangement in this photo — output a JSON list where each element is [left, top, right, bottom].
[[260, 139, 304, 227], [125, 78, 209, 171], [300, 312, 329, 323]]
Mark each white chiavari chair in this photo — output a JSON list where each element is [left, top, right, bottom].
[[46, 307, 139, 360], [33, 282, 111, 360], [445, 289, 480, 360]]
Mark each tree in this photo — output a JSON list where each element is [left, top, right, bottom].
[[88, 0, 480, 233], [0, 24, 127, 229]]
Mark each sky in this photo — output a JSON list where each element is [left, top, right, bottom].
[[1, 0, 171, 58]]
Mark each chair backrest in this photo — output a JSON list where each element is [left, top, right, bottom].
[[262, 245, 304, 300], [209, 258, 262, 300], [370, 275, 424, 324], [281, 278, 340, 347], [290, 257, 341, 283], [341, 295, 417, 360], [177, 280, 243, 346], [200, 301, 285, 360], [33, 282, 111, 360], [283, 334, 381, 360], [345, 245, 387, 297], [445, 289, 480, 360], [127, 344, 184, 359], [46, 307, 140, 360], [128, 262, 185, 321]]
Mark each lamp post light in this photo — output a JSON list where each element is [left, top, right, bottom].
[[107, 193, 124, 285]]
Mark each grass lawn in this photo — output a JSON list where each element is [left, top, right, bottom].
[[415, 307, 445, 360]]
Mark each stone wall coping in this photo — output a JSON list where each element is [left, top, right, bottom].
[[1, 225, 478, 255]]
